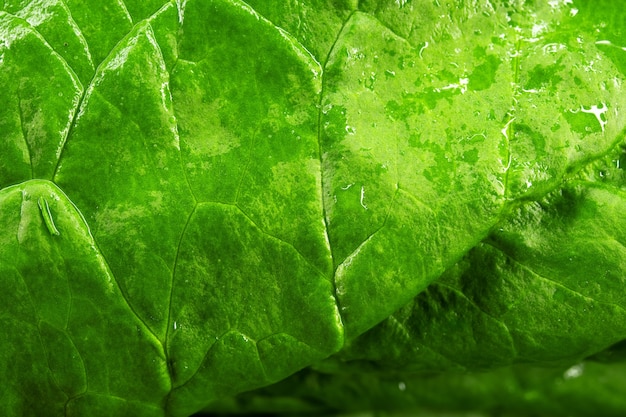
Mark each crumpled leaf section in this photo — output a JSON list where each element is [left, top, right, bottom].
[[2, 0, 626, 416], [338, 173, 626, 373], [50, 0, 343, 415], [166, 203, 343, 417]]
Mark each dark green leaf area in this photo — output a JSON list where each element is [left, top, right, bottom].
[[173, 0, 330, 275], [489, 183, 626, 313], [166, 203, 342, 417], [589, 338, 626, 363], [334, 277, 516, 372], [360, 0, 508, 49], [209, 361, 626, 417], [0, 180, 169, 416], [66, 393, 165, 417], [0, 12, 82, 187], [322, 11, 506, 338], [339, 182, 626, 371], [54, 19, 196, 340]]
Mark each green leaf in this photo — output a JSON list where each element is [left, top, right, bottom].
[[0, 180, 169, 416], [335, 155, 626, 372], [319, 0, 626, 336], [207, 360, 626, 417], [3, 0, 626, 416], [0, 11, 82, 185], [320, 9, 507, 337], [50, 1, 343, 414]]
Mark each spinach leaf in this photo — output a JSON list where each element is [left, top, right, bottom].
[[1, 0, 626, 416], [204, 144, 626, 416], [206, 360, 626, 417], [0, 180, 169, 416], [336, 170, 626, 373]]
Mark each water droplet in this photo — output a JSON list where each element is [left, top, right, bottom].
[[543, 43, 565, 54], [364, 72, 376, 90], [360, 186, 367, 210], [531, 22, 548, 38], [579, 103, 608, 132], [419, 42, 429, 59], [564, 363, 584, 380]]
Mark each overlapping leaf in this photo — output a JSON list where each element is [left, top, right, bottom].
[[1, 0, 626, 416], [337, 165, 626, 373]]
